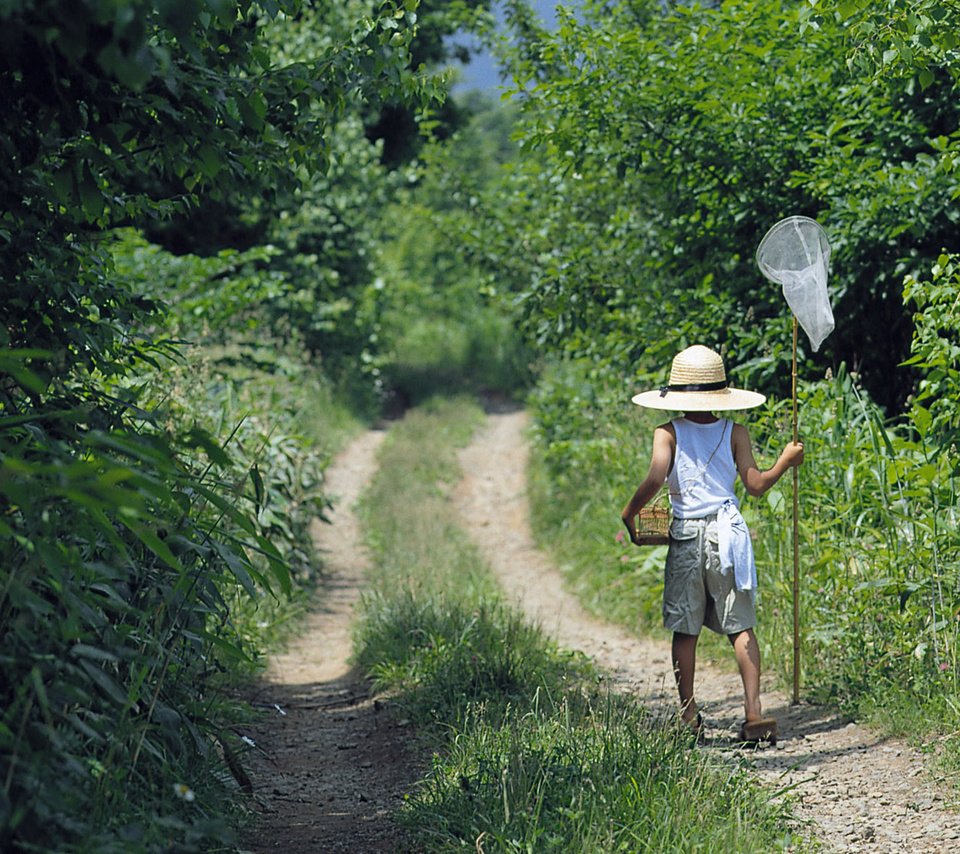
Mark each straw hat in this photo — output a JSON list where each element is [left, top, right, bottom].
[[631, 345, 766, 411]]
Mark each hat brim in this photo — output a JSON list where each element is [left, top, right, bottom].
[[631, 387, 766, 411]]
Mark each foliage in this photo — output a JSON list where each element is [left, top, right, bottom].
[[0, 359, 290, 849], [526, 346, 960, 777], [817, 0, 960, 81], [2, 0, 431, 416], [137, 0, 491, 381], [902, 251, 960, 457], [0, 2, 428, 847], [131, 5, 510, 387], [365, 0, 497, 166], [353, 397, 807, 851], [449, 0, 960, 414], [443, 3, 960, 765], [0, 248, 344, 850], [375, 97, 533, 405]]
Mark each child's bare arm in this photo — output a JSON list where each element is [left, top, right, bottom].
[[621, 424, 675, 544], [732, 423, 804, 497]]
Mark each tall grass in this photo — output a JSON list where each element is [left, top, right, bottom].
[[353, 396, 808, 851], [751, 369, 960, 731]]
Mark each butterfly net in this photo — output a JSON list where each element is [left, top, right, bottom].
[[756, 216, 834, 352]]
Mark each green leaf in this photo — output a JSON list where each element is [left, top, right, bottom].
[[198, 628, 255, 664], [77, 660, 130, 707], [250, 464, 265, 512], [181, 427, 232, 466], [79, 164, 105, 221], [238, 92, 267, 130], [52, 163, 76, 206], [118, 518, 182, 571], [911, 404, 932, 438], [207, 0, 237, 26], [192, 483, 258, 536], [70, 644, 121, 664], [211, 540, 259, 598], [197, 143, 223, 178]]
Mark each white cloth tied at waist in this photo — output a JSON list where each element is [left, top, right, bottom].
[[716, 499, 757, 592]]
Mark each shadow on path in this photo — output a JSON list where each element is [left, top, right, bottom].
[[240, 669, 416, 854], [236, 428, 422, 854]]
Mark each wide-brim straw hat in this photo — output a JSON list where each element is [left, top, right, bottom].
[[631, 345, 766, 411]]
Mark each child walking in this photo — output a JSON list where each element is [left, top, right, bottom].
[[621, 345, 804, 743]]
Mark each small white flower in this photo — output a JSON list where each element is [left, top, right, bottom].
[[241, 735, 257, 747], [173, 782, 195, 802]]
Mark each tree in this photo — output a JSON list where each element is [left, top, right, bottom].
[[455, 0, 960, 411], [365, 0, 496, 166], [0, 2, 435, 847]]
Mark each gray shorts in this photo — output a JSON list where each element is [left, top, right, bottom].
[[663, 515, 757, 636]]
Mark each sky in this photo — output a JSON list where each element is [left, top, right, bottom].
[[450, 1, 580, 93]]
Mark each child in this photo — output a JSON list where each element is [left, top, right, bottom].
[[621, 345, 804, 743]]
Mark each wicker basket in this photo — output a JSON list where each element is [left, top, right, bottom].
[[634, 497, 671, 546]]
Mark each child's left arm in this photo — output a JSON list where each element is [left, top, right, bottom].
[[621, 424, 675, 545], [732, 423, 804, 497]]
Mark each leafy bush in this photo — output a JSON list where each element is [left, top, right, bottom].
[[445, 0, 960, 415], [903, 252, 960, 456], [0, 2, 464, 848], [0, 227, 359, 849], [749, 367, 959, 711], [0, 366, 283, 849]]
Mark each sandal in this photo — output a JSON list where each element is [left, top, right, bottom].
[[680, 711, 705, 742], [737, 717, 778, 746]]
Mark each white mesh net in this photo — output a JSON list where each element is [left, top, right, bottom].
[[756, 216, 834, 352]]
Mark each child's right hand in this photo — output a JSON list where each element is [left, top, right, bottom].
[[782, 441, 804, 467]]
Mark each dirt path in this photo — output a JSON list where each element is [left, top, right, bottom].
[[454, 409, 960, 853], [240, 427, 418, 853]]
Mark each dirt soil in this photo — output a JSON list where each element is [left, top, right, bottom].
[[239, 407, 960, 853], [240, 427, 419, 853]]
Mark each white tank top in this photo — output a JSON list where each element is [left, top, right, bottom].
[[667, 418, 738, 518]]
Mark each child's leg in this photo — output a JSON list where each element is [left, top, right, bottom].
[[672, 631, 699, 722], [728, 628, 762, 721]]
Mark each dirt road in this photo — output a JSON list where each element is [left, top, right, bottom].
[[241, 427, 418, 853]]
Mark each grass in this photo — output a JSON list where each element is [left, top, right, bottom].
[[353, 395, 810, 852]]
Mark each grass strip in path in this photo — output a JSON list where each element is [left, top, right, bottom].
[[354, 397, 806, 852]]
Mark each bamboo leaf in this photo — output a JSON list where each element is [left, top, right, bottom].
[[70, 644, 121, 664], [118, 517, 183, 571], [78, 660, 130, 708]]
